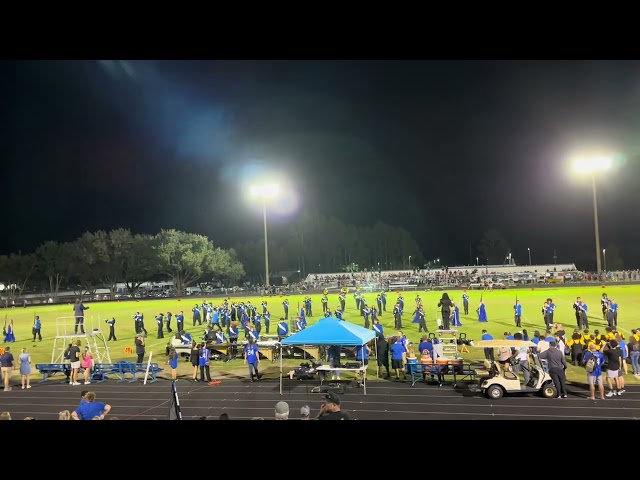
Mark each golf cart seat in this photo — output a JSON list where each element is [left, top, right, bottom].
[[495, 361, 519, 381], [473, 359, 494, 378]]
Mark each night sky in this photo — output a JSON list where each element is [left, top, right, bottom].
[[2, 60, 640, 269]]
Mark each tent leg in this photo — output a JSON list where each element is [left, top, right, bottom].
[[279, 345, 283, 395], [375, 338, 379, 379]]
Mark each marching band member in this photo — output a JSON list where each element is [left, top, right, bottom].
[[277, 318, 289, 340], [372, 318, 384, 337]]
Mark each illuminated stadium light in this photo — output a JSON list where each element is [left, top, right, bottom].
[[571, 154, 614, 274], [251, 183, 280, 288], [572, 156, 612, 174]]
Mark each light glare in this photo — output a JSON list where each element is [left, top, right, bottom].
[[250, 184, 280, 198], [573, 156, 612, 174]]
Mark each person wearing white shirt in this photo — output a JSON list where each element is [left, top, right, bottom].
[[537, 337, 550, 353]]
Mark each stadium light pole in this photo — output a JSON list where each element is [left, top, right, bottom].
[[602, 249, 607, 272], [476, 257, 479, 266], [573, 155, 612, 274], [250, 184, 280, 288], [527, 248, 531, 266], [408, 255, 412, 270]]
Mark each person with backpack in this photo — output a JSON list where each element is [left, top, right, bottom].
[[583, 343, 605, 400]]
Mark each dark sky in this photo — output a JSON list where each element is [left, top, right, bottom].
[[2, 60, 640, 269]]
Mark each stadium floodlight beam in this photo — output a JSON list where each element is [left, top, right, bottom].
[[573, 155, 612, 274], [250, 184, 280, 288], [528, 247, 531, 266], [603, 249, 607, 272], [408, 255, 412, 270]]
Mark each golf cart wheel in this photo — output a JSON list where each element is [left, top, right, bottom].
[[541, 384, 557, 398], [486, 385, 504, 399]]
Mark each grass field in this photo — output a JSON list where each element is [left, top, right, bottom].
[[3, 284, 639, 384]]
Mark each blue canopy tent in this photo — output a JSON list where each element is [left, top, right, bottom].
[[279, 317, 376, 394]]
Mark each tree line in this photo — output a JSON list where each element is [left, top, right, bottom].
[[0, 229, 244, 301], [232, 212, 426, 282]]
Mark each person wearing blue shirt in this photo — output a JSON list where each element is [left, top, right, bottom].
[[397, 331, 409, 353], [354, 344, 370, 387], [418, 335, 433, 358], [244, 338, 261, 382], [355, 344, 369, 364], [71, 391, 111, 420], [481, 329, 494, 361], [199, 344, 212, 382], [215, 330, 226, 344], [212, 309, 220, 331], [513, 300, 522, 328], [296, 316, 307, 332], [32, 316, 42, 342], [335, 308, 343, 320], [282, 299, 289, 320], [372, 318, 384, 337], [176, 311, 185, 333], [324, 310, 332, 318], [547, 298, 556, 325], [607, 300, 618, 329], [254, 314, 262, 335], [247, 326, 259, 343], [192, 305, 202, 326], [389, 337, 407, 380], [277, 318, 289, 341], [545, 303, 554, 330], [583, 343, 606, 400]]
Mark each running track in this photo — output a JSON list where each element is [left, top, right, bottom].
[[1, 375, 639, 420]]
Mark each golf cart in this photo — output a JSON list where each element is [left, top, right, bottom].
[[473, 340, 557, 399]]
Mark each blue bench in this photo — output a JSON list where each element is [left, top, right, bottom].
[[35, 363, 70, 383], [90, 363, 133, 383], [134, 363, 164, 383]]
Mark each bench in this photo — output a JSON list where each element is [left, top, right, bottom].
[[134, 362, 164, 383], [92, 362, 164, 383], [92, 362, 138, 383], [405, 362, 445, 387], [405, 361, 479, 387], [35, 363, 70, 383]]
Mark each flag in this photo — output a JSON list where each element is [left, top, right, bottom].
[[168, 380, 182, 420]]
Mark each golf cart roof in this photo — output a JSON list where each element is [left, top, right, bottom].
[[475, 340, 536, 348]]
